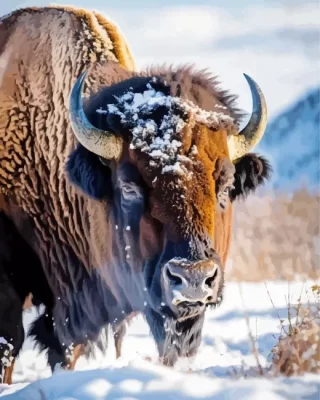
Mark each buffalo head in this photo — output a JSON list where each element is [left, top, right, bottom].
[[66, 63, 271, 362]]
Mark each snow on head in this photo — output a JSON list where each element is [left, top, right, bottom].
[[96, 79, 235, 178]]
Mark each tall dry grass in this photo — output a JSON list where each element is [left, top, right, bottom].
[[227, 189, 320, 281], [235, 284, 320, 378]]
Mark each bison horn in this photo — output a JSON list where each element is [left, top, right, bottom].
[[228, 73, 267, 162], [69, 70, 123, 160]]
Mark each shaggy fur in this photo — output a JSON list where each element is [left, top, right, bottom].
[[231, 154, 272, 200], [0, 5, 135, 381], [66, 144, 113, 200]]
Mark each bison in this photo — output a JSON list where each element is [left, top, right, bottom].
[[0, 5, 271, 383]]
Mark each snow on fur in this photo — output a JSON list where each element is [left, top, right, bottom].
[[96, 80, 234, 177]]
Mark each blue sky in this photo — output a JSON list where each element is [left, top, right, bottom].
[[2, 0, 319, 120]]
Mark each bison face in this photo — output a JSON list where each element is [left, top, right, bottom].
[[67, 64, 271, 321]]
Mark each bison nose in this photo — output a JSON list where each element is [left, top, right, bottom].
[[163, 258, 222, 306], [164, 264, 185, 287]]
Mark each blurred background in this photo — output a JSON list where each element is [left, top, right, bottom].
[[1, 0, 319, 280]]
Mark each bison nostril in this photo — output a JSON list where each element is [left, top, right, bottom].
[[166, 267, 183, 286], [206, 296, 213, 302], [205, 268, 218, 287]]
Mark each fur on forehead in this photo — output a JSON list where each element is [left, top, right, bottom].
[[88, 62, 245, 128], [96, 67, 239, 182], [90, 64, 245, 198], [142, 64, 245, 125]]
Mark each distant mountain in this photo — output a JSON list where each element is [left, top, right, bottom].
[[257, 86, 320, 192]]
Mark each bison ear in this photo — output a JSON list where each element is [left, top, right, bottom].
[[66, 144, 112, 200], [230, 153, 272, 201]]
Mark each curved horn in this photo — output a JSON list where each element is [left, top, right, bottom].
[[69, 70, 123, 160], [228, 73, 268, 162]]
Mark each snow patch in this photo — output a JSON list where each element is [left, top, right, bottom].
[[1, 281, 319, 399]]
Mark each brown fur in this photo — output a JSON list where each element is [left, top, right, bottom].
[[0, 5, 135, 381], [130, 124, 232, 254], [92, 11, 136, 70], [0, 6, 134, 290], [66, 344, 83, 370], [3, 358, 15, 385], [23, 294, 33, 310]]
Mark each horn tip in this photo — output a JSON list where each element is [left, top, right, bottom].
[[242, 72, 267, 113], [78, 69, 89, 89], [70, 69, 89, 110], [242, 73, 255, 86]]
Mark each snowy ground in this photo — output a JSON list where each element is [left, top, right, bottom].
[[0, 280, 319, 399]]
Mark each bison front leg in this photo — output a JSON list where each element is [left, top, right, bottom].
[[146, 308, 205, 367], [112, 312, 138, 358], [48, 342, 84, 372], [0, 341, 14, 385], [47, 341, 85, 372], [113, 322, 127, 359], [63, 344, 84, 370], [29, 312, 84, 372], [2, 358, 16, 385], [0, 272, 24, 384]]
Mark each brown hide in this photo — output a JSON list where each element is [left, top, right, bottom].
[[0, 6, 135, 293]]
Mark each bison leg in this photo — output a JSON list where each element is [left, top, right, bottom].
[[29, 311, 86, 372], [113, 324, 125, 359], [48, 341, 84, 372], [0, 213, 37, 383], [28, 311, 66, 372], [146, 308, 205, 367], [113, 312, 138, 358], [2, 358, 16, 385], [64, 344, 84, 370], [0, 269, 24, 384]]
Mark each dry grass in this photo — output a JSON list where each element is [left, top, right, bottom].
[[234, 284, 320, 379], [227, 189, 320, 281], [270, 284, 320, 376], [227, 188, 320, 377]]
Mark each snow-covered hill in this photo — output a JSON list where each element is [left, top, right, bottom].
[[0, 281, 319, 399], [257, 87, 320, 191]]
